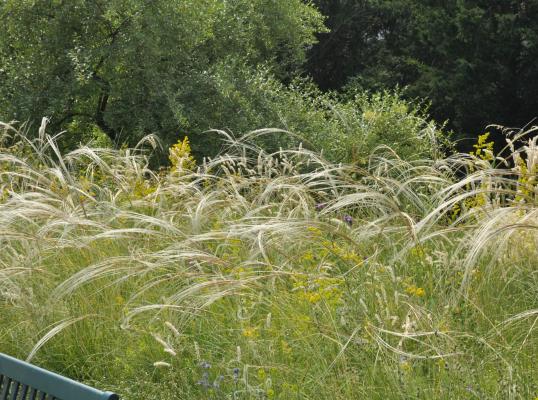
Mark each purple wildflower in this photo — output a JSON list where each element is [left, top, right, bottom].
[[199, 361, 211, 369], [197, 371, 210, 389], [343, 214, 353, 226], [213, 375, 224, 389], [315, 202, 327, 211], [233, 367, 240, 381]]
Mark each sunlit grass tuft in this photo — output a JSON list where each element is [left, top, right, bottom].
[[1, 120, 537, 399]]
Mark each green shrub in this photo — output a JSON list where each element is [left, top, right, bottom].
[[180, 64, 450, 163]]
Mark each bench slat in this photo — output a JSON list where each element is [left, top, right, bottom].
[[19, 384, 29, 400], [0, 354, 117, 400], [1, 376, 12, 400], [9, 381, 19, 400], [29, 388, 38, 400]]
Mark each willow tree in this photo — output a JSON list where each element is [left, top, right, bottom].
[[0, 0, 325, 154]]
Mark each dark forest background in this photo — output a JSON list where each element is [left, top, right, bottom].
[[307, 0, 538, 152], [1, 0, 536, 160]]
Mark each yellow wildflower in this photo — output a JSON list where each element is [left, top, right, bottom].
[[405, 285, 426, 297], [306, 226, 321, 235], [169, 136, 196, 173], [242, 327, 258, 338], [470, 132, 494, 160], [306, 292, 322, 304], [257, 369, 266, 380]]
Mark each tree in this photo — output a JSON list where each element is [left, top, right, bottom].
[[0, 0, 325, 156], [307, 0, 538, 150]]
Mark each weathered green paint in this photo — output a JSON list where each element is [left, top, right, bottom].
[[0, 353, 118, 400]]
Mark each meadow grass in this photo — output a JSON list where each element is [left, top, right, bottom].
[[0, 120, 537, 399]]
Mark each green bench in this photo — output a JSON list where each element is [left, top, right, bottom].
[[0, 353, 118, 400]]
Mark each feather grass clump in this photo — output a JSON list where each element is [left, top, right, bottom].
[[0, 120, 537, 399]]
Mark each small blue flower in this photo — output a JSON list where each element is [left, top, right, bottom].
[[233, 367, 240, 381], [199, 361, 211, 369], [197, 371, 210, 389], [343, 214, 353, 226], [213, 375, 224, 389]]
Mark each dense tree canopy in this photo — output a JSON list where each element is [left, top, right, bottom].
[[0, 0, 324, 154], [2, 0, 535, 159], [308, 0, 538, 149]]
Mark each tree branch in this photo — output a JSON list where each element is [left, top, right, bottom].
[[94, 91, 118, 144]]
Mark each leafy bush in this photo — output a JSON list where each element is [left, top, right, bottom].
[[177, 63, 450, 163]]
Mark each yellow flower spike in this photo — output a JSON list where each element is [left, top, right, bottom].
[[242, 327, 258, 338], [257, 369, 266, 381], [471, 132, 494, 161], [169, 136, 196, 173]]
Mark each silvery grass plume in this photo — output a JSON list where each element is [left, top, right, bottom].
[[1, 121, 537, 399]]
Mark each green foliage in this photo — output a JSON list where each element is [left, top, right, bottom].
[[0, 0, 325, 153], [1, 123, 538, 399], [0, 0, 451, 163], [308, 0, 538, 146], [176, 62, 449, 162]]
